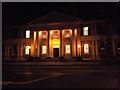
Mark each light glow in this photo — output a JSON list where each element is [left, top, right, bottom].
[[51, 39, 60, 45], [118, 48, 120, 50], [50, 31, 53, 35], [78, 45, 80, 48], [39, 31, 42, 36]]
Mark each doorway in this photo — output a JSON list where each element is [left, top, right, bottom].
[[53, 48, 59, 57]]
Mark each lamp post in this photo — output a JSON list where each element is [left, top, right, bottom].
[[78, 45, 80, 57]]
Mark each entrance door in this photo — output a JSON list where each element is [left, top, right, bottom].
[[53, 48, 59, 57]]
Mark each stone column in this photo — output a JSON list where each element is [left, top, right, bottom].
[[72, 29, 74, 56], [91, 40, 95, 60], [95, 40, 98, 60], [60, 30, 62, 57], [38, 31, 40, 57], [47, 30, 50, 57], [77, 28, 80, 56], [36, 31, 39, 57], [74, 29, 77, 56], [34, 31, 37, 57], [5, 43, 9, 59], [112, 40, 116, 56]]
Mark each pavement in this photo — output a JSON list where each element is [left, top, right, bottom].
[[3, 61, 102, 66], [2, 64, 120, 88]]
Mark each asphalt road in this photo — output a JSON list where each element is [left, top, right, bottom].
[[2, 63, 120, 88]]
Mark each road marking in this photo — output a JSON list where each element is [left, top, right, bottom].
[[2, 73, 64, 85], [62, 70, 107, 72], [1, 81, 13, 85], [15, 72, 32, 75], [8, 70, 45, 72]]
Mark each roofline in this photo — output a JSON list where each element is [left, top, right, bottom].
[[27, 11, 82, 25]]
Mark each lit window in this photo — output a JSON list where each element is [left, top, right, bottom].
[[42, 46, 47, 54], [66, 45, 70, 54], [84, 43, 89, 54], [42, 34, 47, 39], [83, 27, 88, 36], [65, 33, 70, 38], [26, 30, 30, 38], [25, 46, 31, 55], [53, 33, 58, 38]]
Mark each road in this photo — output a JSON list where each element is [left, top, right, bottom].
[[2, 63, 120, 88]]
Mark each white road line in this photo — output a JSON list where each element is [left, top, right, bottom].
[[8, 70, 45, 72], [62, 70, 107, 72], [2, 73, 64, 85], [1, 81, 13, 85]]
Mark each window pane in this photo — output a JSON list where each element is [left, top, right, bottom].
[[42, 46, 46, 54], [83, 27, 88, 36], [26, 30, 30, 38], [66, 45, 70, 54], [84, 43, 89, 54]]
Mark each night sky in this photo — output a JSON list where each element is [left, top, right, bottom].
[[2, 2, 120, 26]]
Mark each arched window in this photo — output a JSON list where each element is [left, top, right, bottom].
[[84, 43, 89, 54], [25, 45, 31, 55]]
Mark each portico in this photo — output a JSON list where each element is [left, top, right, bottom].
[[33, 29, 78, 58]]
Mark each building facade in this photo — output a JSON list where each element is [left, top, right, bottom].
[[2, 12, 120, 61]]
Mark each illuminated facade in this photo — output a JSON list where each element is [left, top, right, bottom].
[[3, 12, 120, 61]]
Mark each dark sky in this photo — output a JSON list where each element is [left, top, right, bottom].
[[2, 2, 120, 26]]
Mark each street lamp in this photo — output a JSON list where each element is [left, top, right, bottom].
[[78, 45, 80, 56]]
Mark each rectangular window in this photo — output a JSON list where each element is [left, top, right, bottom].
[[53, 33, 58, 38], [65, 33, 70, 38], [26, 30, 30, 38], [42, 32, 47, 39], [83, 27, 88, 36], [42, 46, 47, 54], [42, 34, 47, 39], [65, 45, 70, 54]]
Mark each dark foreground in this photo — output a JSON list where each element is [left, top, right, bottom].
[[2, 62, 120, 89]]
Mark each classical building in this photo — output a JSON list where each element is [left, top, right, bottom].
[[2, 12, 120, 61]]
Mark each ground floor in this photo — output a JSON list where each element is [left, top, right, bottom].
[[3, 29, 120, 61]]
